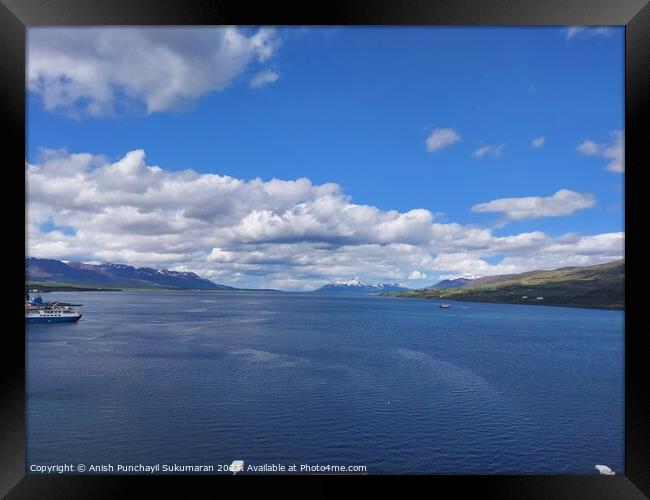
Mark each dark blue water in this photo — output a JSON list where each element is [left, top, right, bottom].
[[26, 291, 624, 474]]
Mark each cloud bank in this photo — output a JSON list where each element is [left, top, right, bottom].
[[27, 150, 623, 290], [28, 27, 279, 117]]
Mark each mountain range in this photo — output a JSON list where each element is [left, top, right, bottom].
[[26, 257, 624, 308], [312, 278, 411, 294], [392, 259, 624, 310], [26, 257, 233, 290]]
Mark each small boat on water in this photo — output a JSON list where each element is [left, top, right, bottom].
[[25, 293, 83, 323], [439, 303, 451, 309]]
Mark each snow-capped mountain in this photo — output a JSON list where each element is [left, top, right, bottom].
[[312, 277, 411, 294], [26, 257, 233, 290]]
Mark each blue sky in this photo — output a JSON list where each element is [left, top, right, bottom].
[[26, 27, 624, 290]]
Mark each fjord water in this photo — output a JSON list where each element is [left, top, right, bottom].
[[27, 291, 623, 474]]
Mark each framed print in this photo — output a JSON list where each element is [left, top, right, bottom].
[[1, 0, 648, 498]]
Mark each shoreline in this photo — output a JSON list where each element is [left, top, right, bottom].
[[26, 285, 281, 293], [388, 294, 624, 311], [31, 286, 623, 311]]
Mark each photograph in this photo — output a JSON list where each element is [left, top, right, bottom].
[[23, 25, 626, 477]]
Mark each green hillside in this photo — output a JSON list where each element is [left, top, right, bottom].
[[392, 259, 624, 310]]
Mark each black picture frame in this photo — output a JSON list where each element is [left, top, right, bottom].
[[1, 1, 648, 498]]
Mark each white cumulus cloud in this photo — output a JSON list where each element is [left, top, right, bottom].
[[408, 270, 427, 280], [250, 69, 279, 88], [565, 26, 612, 40], [425, 128, 461, 152], [473, 144, 505, 159], [577, 130, 624, 173], [28, 27, 280, 117], [472, 189, 596, 221], [531, 136, 545, 149]]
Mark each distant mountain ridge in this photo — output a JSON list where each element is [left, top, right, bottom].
[[393, 259, 624, 310], [313, 278, 411, 294], [429, 277, 475, 289], [427, 275, 528, 290], [26, 257, 233, 290]]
